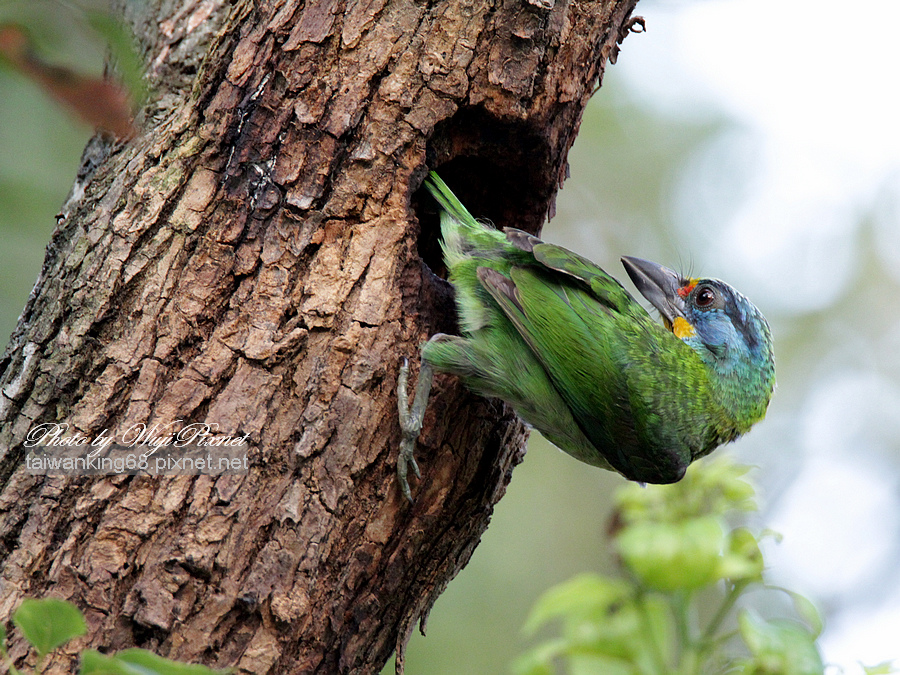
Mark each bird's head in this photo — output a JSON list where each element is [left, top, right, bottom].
[[621, 256, 775, 423]]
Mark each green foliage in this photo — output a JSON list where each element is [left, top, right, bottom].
[[0, 0, 143, 137], [513, 458, 899, 675], [737, 612, 822, 675], [865, 663, 900, 675], [0, 0, 138, 79], [0, 598, 225, 675], [80, 648, 225, 675], [81, 8, 148, 104], [12, 598, 87, 661]]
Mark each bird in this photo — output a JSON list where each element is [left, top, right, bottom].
[[397, 171, 775, 501]]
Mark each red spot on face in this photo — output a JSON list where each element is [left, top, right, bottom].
[[677, 281, 696, 298]]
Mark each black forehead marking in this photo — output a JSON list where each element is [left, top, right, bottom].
[[699, 279, 761, 351]]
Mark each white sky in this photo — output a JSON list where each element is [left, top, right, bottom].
[[614, 0, 900, 671], [619, 0, 900, 313]]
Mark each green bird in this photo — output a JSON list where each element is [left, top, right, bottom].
[[397, 172, 775, 500]]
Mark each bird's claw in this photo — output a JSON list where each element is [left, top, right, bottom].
[[397, 357, 433, 503]]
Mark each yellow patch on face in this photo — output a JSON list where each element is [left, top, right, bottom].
[[672, 316, 696, 339]]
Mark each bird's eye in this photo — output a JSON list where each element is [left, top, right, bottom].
[[694, 286, 717, 308]]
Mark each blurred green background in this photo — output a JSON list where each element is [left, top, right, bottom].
[[0, 0, 110, 340], [0, 70, 87, 339], [2, 1, 899, 674]]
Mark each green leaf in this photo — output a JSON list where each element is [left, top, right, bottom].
[[863, 661, 900, 675], [83, 10, 147, 104], [613, 457, 758, 527], [563, 597, 643, 661], [738, 611, 824, 675], [80, 648, 225, 675], [12, 598, 87, 658], [80, 650, 135, 675], [718, 527, 764, 582], [787, 591, 824, 639], [117, 649, 225, 674], [521, 575, 674, 670], [523, 574, 631, 635], [760, 585, 824, 638], [568, 653, 636, 675], [510, 638, 567, 675], [617, 516, 725, 591]]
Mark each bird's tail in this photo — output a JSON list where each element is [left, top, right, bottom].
[[424, 171, 478, 229], [423, 171, 507, 264]]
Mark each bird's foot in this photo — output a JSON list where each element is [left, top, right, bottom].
[[397, 357, 434, 502]]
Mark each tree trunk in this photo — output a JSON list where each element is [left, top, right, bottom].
[[0, 0, 640, 672]]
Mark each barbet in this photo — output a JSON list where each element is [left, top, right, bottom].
[[397, 172, 775, 501]]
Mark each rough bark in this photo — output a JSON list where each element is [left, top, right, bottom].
[[0, 0, 640, 672]]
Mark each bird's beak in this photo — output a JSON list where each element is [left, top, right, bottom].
[[621, 256, 689, 330]]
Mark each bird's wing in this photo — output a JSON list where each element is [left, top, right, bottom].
[[478, 260, 711, 482], [518, 235, 650, 321]]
